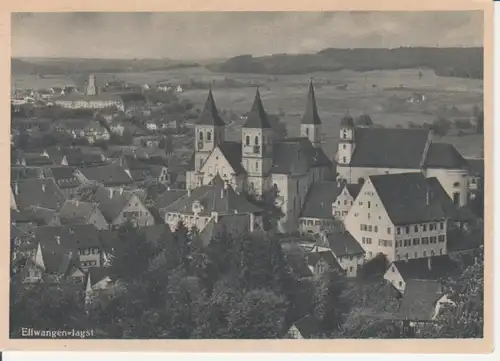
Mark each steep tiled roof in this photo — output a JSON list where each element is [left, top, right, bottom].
[[79, 165, 133, 187], [218, 141, 246, 175], [59, 200, 98, 225], [156, 189, 188, 210], [243, 88, 272, 129], [305, 250, 338, 269], [92, 187, 143, 223], [292, 314, 322, 338], [64, 152, 105, 167], [466, 158, 484, 177], [35, 224, 101, 251], [396, 279, 443, 321], [391, 255, 460, 282], [197, 88, 226, 126], [300, 181, 341, 219], [163, 176, 261, 216], [197, 213, 252, 248], [301, 82, 321, 125], [345, 183, 362, 199], [49, 167, 81, 189], [369, 173, 459, 225], [272, 137, 331, 175], [350, 128, 430, 168], [424, 143, 468, 169], [87, 267, 112, 287], [11, 207, 58, 226], [326, 230, 364, 257], [12, 178, 66, 211]]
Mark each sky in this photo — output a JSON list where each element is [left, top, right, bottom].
[[11, 12, 484, 60]]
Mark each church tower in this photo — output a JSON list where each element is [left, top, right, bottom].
[[86, 74, 97, 96], [242, 88, 274, 195], [300, 80, 322, 148], [337, 114, 356, 166], [194, 87, 226, 171]]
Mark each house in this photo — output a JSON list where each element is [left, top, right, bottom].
[[85, 267, 113, 303], [344, 173, 461, 262], [299, 181, 342, 235], [132, 135, 164, 148], [323, 229, 365, 278], [109, 119, 126, 136], [47, 167, 83, 198], [466, 158, 484, 196], [83, 120, 110, 144], [196, 213, 257, 248], [161, 175, 262, 233], [78, 186, 154, 228], [11, 207, 61, 233], [286, 314, 322, 339], [394, 279, 454, 330], [11, 178, 66, 211], [145, 120, 157, 131], [61, 152, 106, 168], [186, 84, 332, 232], [336, 119, 471, 207], [58, 200, 109, 230], [34, 224, 105, 270], [332, 183, 362, 220], [11, 166, 46, 182], [383, 255, 460, 294], [304, 249, 342, 276], [77, 165, 134, 188], [20, 236, 86, 284]]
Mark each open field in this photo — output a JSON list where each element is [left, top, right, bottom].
[[12, 67, 484, 158]]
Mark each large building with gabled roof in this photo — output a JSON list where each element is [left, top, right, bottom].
[[186, 82, 333, 232], [336, 118, 471, 207]]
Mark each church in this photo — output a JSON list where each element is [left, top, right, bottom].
[[186, 82, 333, 232]]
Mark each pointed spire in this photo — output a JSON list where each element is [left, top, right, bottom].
[[243, 87, 272, 129], [302, 79, 322, 125], [197, 87, 225, 126]]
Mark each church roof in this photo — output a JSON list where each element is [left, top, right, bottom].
[[424, 143, 468, 170], [300, 181, 342, 219], [369, 172, 459, 225], [272, 137, 331, 174], [349, 128, 430, 169], [243, 88, 272, 129], [197, 88, 225, 126], [340, 114, 355, 127], [218, 141, 246, 175], [301, 81, 321, 125]]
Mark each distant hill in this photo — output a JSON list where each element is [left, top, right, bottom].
[[12, 57, 200, 75], [206, 47, 483, 79]]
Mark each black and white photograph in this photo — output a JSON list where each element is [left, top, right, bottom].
[[9, 11, 485, 341]]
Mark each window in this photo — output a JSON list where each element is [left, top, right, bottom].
[[423, 251, 427, 257], [397, 255, 401, 261], [440, 222, 444, 230], [335, 211, 341, 216], [207, 131, 212, 141], [387, 227, 392, 234], [414, 252, 418, 258], [423, 224, 427, 231], [453, 192, 460, 205], [344, 200, 348, 205], [306, 128, 309, 136], [438, 235, 445, 243], [399, 281, 403, 287], [440, 249, 443, 255], [342, 131, 347, 139], [349, 256, 353, 261], [255, 161, 259, 170], [429, 223, 435, 231], [343, 157, 347, 163], [405, 226, 410, 234], [368, 225, 372, 232], [413, 238, 420, 246], [368, 201, 371, 208], [414, 225, 418, 232], [307, 220, 313, 226], [245, 136, 250, 146], [315, 220, 321, 226], [405, 253, 409, 260], [397, 227, 401, 235], [430, 236, 437, 244], [342, 144, 346, 149], [374, 226, 378, 232], [422, 237, 429, 245], [431, 250, 435, 256], [255, 136, 259, 146], [199, 132, 204, 141]]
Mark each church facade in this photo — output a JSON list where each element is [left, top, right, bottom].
[[186, 83, 333, 232]]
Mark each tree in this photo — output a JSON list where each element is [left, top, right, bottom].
[[227, 289, 287, 338], [431, 117, 452, 136], [358, 253, 389, 279], [355, 114, 374, 127]]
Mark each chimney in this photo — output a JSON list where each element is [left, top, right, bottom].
[[249, 213, 255, 233], [41, 183, 46, 192], [119, 187, 124, 195], [109, 188, 113, 199], [76, 200, 79, 207], [211, 211, 219, 223], [427, 256, 432, 271], [56, 236, 60, 245]]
